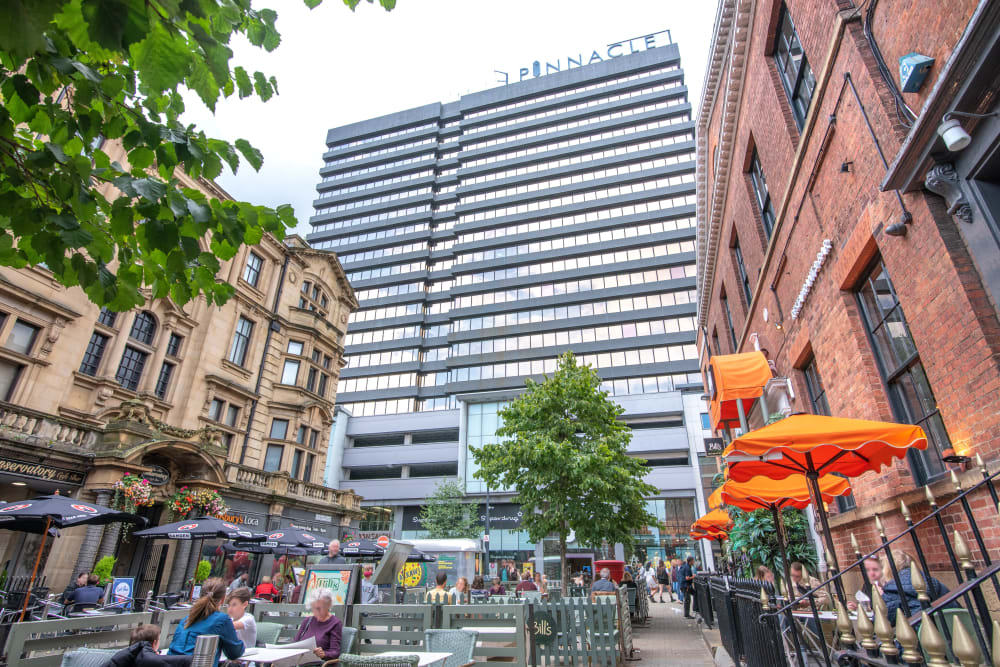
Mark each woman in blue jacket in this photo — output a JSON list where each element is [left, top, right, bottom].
[[169, 578, 245, 663], [881, 551, 958, 624]]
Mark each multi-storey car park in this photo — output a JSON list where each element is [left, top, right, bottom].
[[308, 41, 716, 577]]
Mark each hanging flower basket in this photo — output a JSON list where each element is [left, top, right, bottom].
[[195, 489, 228, 518], [112, 474, 154, 513], [166, 486, 196, 520], [165, 486, 228, 520]]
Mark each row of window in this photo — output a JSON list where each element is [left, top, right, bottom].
[[426, 301, 450, 315], [463, 123, 692, 170], [463, 137, 693, 187], [449, 315, 697, 358], [317, 169, 434, 201], [319, 222, 429, 250], [461, 158, 693, 205], [324, 136, 437, 168], [321, 152, 435, 182], [314, 185, 432, 216], [345, 347, 420, 368], [455, 243, 697, 286], [327, 121, 438, 153], [463, 96, 686, 151], [354, 280, 424, 301], [312, 204, 431, 232], [465, 63, 680, 120], [453, 265, 696, 309], [345, 260, 425, 283], [428, 259, 454, 272], [338, 371, 417, 394], [458, 181, 696, 224], [435, 201, 457, 213], [454, 287, 698, 332], [344, 324, 422, 346], [349, 301, 423, 323], [456, 221, 696, 265], [466, 80, 681, 136], [338, 240, 427, 265]]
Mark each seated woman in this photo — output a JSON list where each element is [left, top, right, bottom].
[[469, 575, 490, 600], [621, 571, 638, 589], [848, 556, 884, 612], [488, 576, 505, 597], [755, 565, 775, 585], [882, 550, 958, 624], [448, 576, 469, 604], [168, 578, 244, 663], [293, 587, 342, 663]]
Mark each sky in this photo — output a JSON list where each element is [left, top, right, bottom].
[[183, 0, 719, 237]]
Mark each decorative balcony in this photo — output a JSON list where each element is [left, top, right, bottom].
[[225, 462, 363, 515], [0, 400, 100, 452]]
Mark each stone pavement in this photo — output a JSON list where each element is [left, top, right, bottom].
[[629, 595, 722, 667]]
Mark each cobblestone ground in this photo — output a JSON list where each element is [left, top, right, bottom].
[[630, 595, 718, 667]]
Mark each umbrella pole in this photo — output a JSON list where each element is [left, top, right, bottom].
[[20, 516, 51, 622], [773, 505, 807, 667], [805, 468, 848, 606]]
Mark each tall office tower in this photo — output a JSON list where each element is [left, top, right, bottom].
[[312, 41, 712, 575]]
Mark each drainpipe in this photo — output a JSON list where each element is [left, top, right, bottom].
[[239, 254, 290, 465]]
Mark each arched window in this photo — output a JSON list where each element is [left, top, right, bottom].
[[129, 311, 157, 344]]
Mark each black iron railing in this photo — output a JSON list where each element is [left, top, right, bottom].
[[694, 573, 714, 629]]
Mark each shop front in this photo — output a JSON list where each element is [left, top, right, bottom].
[[630, 497, 699, 567]]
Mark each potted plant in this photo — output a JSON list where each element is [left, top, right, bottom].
[[94, 556, 116, 586]]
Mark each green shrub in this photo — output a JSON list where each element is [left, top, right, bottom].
[[195, 560, 211, 584], [93, 556, 116, 585]]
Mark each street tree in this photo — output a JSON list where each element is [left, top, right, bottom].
[[419, 479, 480, 539], [0, 0, 394, 311], [470, 351, 658, 592]]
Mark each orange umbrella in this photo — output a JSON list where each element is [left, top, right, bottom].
[[708, 351, 772, 430], [723, 414, 926, 482], [692, 508, 732, 535], [719, 475, 852, 512], [707, 486, 724, 510], [691, 528, 726, 541]]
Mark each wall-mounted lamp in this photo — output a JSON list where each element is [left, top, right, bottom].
[[840, 161, 853, 173], [942, 447, 971, 471], [938, 110, 999, 152], [885, 210, 913, 237]]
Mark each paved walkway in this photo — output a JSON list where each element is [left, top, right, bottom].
[[630, 596, 719, 667]]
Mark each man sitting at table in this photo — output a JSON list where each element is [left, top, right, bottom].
[[111, 625, 191, 667], [424, 572, 452, 603], [66, 574, 104, 611], [514, 571, 538, 597], [783, 562, 829, 610], [293, 587, 342, 663]]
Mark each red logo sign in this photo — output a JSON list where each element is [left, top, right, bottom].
[[376, 535, 390, 549], [177, 524, 197, 531], [269, 532, 284, 539], [0, 504, 31, 512], [223, 523, 238, 530], [71, 504, 98, 513], [303, 533, 315, 540]]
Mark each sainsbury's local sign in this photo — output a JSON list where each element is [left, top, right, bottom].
[[495, 30, 672, 86]]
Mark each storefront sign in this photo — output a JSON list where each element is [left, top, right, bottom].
[[220, 512, 262, 527], [437, 555, 456, 571], [142, 465, 170, 486], [0, 457, 85, 485], [704, 438, 725, 457], [402, 506, 425, 531], [477, 503, 523, 530], [532, 611, 556, 647]]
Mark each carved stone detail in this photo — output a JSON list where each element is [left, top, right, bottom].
[[925, 162, 973, 224]]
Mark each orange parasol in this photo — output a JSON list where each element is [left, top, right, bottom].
[[707, 486, 724, 510], [723, 414, 926, 482], [691, 507, 732, 536], [719, 475, 852, 512], [691, 528, 726, 541], [708, 351, 772, 430]]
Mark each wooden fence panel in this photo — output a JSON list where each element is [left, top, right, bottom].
[[253, 602, 345, 641], [6, 612, 151, 667], [351, 604, 432, 652], [531, 598, 618, 667], [441, 604, 525, 667], [154, 608, 190, 648]]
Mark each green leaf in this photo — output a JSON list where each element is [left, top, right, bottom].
[[252, 71, 274, 102], [129, 21, 191, 94], [233, 66, 253, 98], [128, 146, 155, 170], [188, 59, 219, 111], [304, 0, 323, 8], [0, 0, 63, 58], [133, 178, 167, 201], [234, 138, 263, 171]]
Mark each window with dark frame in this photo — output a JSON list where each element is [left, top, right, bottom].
[[225, 404, 240, 427], [269, 418, 289, 440], [803, 355, 856, 510], [263, 444, 283, 472], [6, 320, 40, 355], [115, 345, 148, 391], [129, 311, 157, 345], [309, 429, 319, 449], [97, 308, 117, 328], [154, 362, 174, 399], [303, 453, 315, 482], [209, 398, 225, 421], [721, 290, 739, 352], [712, 328, 722, 356], [856, 258, 951, 484], [79, 332, 109, 376], [749, 148, 776, 239], [243, 252, 263, 287], [166, 333, 183, 357], [0, 360, 24, 401], [733, 235, 753, 305], [773, 4, 817, 130], [228, 317, 253, 366], [291, 449, 303, 478]]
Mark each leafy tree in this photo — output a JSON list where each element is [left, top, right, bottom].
[[471, 352, 658, 592], [725, 506, 818, 582], [0, 0, 394, 310], [419, 479, 480, 539]]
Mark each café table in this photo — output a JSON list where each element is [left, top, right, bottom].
[[235, 647, 313, 666], [373, 651, 452, 667]]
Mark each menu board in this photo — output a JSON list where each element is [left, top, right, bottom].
[[301, 564, 359, 606]]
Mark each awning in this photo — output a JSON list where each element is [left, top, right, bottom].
[[719, 474, 852, 511], [724, 414, 927, 482], [708, 351, 772, 430]]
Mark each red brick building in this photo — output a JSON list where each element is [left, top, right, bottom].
[[696, 0, 1000, 575]]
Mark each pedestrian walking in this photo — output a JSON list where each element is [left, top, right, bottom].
[[655, 563, 670, 602], [680, 557, 696, 618]]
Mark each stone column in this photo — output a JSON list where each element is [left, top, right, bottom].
[[183, 539, 202, 587], [96, 520, 121, 561], [167, 538, 193, 592], [73, 489, 111, 574]]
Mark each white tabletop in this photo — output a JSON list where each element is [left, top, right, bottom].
[[466, 625, 517, 634], [374, 651, 452, 667], [236, 647, 312, 665], [791, 610, 858, 621]]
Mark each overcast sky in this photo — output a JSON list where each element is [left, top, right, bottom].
[[183, 0, 718, 237]]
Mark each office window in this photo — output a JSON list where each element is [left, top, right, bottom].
[[115, 346, 148, 391], [733, 236, 753, 306], [303, 453, 315, 482], [129, 311, 157, 345], [97, 307, 117, 327], [856, 258, 950, 483], [287, 340, 304, 355], [79, 332, 109, 376], [291, 449, 303, 478], [228, 317, 253, 365], [154, 362, 174, 399], [225, 404, 240, 427], [209, 398, 225, 421], [269, 418, 289, 440], [243, 252, 263, 287], [6, 320, 40, 355], [309, 429, 319, 449], [166, 333, 183, 357], [0, 360, 23, 400], [306, 368, 318, 393], [281, 359, 300, 385], [263, 444, 283, 472], [774, 4, 816, 130], [749, 148, 775, 239], [721, 291, 738, 351]]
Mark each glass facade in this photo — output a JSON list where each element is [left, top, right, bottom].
[[465, 402, 509, 494]]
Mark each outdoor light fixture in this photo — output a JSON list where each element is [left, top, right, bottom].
[[840, 161, 853, 173], [885, 211, 913, 237], [937, 110, 999, 152]]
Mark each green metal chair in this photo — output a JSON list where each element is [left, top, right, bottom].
[[424, 629, 478, 667], [256, 621, 282, 646], [520, 591, 542, 602], [59, 648, 119, 667], [341, 626, 358, 655], [336, 654, 420, 667]]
